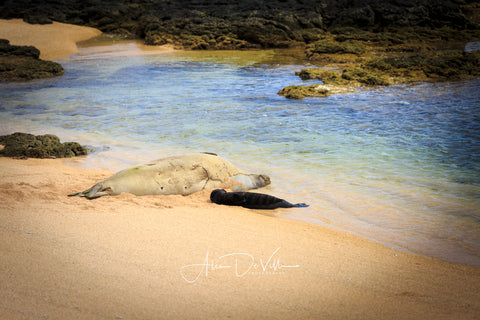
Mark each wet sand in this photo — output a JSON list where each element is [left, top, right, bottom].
[[0, 19, 479, 319]]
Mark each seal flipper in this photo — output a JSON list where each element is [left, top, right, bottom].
[[292, 203, 309, 208], [68, 182, 110, 199]]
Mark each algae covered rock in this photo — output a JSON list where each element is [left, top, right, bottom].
[[365, 51, 480, 82], [295, 68, 348, 85], [423, 51, 480, 81], [341, 67, 392, 86], [0, 132, 87, 158], [284, 67, 390, 99], [306, 39, 366, 57], [0, 39, 65, 82], [277, 84, 330, 99], [296, 67, 391, 86]]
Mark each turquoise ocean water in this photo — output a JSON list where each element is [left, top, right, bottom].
[[1, 41, 479, 266]]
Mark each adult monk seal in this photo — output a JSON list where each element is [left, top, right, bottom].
[[69, 153, 270, 199], [210, 189, 309, 209]]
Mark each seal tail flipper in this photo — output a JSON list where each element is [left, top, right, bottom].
[[292, 203, 309, 208], [68, 183, 106, 199], [68, 191, 84, 197]]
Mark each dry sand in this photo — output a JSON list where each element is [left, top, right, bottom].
[[1, 157, 479, 319], [1, 19, 479, 319], [0, 19, 102, 60]]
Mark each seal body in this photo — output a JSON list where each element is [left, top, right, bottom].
[[69, 153, 270, 199], [210, 189, 309, 209]]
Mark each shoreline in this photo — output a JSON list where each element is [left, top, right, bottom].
[[1, 156, 479, 319], [0, 19, 102, 60], [72, 33, 177, 59]]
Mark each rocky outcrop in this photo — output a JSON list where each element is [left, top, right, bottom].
[[279, 49, 480, 98], [0, 39, 64, 81], [277, 84, 330, 99], [0, 1, 478, 87], [0, 0, 476, 50], [296, 67, 392, 86], [0, 132, 88, 158], [366, 51, 480, 82], [323, 0, 470, 30]]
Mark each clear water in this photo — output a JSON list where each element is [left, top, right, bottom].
[[1, 42, 479, 266]]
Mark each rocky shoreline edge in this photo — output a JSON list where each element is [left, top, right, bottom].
[[0, 39, 64, 81], [0, 0, 479, 92], [0, 132, 87, 159], [278, 32, 480, 98]]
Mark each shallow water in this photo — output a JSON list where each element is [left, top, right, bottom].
[[1, 41, 479, 266]]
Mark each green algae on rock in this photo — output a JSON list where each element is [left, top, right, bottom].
[[295, 68, 350, 85], [365, 51, 480, 83], [0, 132, 87, 158], [296, 67, 392, 86], [0, 39, 64, 82], [341, 67, 392, 86], [306, 39, 366, 57], [280, 35, 480, 99], [277, 84, 330, 99]]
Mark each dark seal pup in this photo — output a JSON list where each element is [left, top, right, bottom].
[[210, 189, 309, 210]]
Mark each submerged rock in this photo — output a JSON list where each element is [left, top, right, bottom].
[[0, 132, 87, 158], [0, 39, 64, 82]]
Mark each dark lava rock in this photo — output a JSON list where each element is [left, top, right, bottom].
[[0, 132, 88, 158], [0, 39, 65, 81], [365, 50, 480, 82], [0, 39, 40, 58], [306, 39, 366, 57], [0, 0, 476, 50]]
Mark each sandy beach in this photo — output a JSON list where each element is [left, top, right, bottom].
[[1, 157, 480, 319], [0, 19, 102, 60], [1, 18, 480, 319]]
